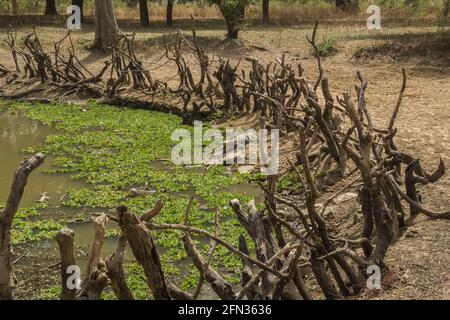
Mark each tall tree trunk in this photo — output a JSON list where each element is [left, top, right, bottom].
[[93, 0, 121, 51], [56, 229, 77, 300], [166, 0, 174, 26], [9, 0, 18, 15], [139, 0, 150, 27], [262, 0, 269, 23], [444, 0, 450, 18], [44, 0, 58, 16], [0, 153, 45, 300], [72, 0, 84, 22], [225, 20, 239, 40], [217, 2, 245, 39]]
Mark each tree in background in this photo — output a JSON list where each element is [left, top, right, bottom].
[[44, 0, 58, 15], [210, 0, 249, 39], [139, 0, 150, 27], [262, 0, 269, 23], [72, 0, 84, 21], [9, 0, 18, 15], [167, 0, 174, 26], [444, 0, 450, 18], [335, 0, 359, 13], [124, 0, 139, 7], [93, 0, 121, 51]]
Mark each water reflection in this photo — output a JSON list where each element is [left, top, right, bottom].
[[0, 110, 87, 207]]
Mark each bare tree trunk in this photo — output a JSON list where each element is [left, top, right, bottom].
[[72, 0, 84, 22], [117, 206, 171, 300], [56, 229, 77, 300], [225, 20, 239, 40], [105, 236, 134, 300], [139, 0, 150, 27], [166, 0, 174, 26], [44, 0, 58, 16], [262, 0, 269, 23], [0, 153, 45, 300], [77, 214, 110, 300], [9, 0, 18, 15], [93, 0, 121, 51], [56, 214, 133, 300]]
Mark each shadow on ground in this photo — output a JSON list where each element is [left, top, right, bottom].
[[350, 31, 450, 70]]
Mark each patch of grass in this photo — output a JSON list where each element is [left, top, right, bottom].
[[38, 285, 60, 300]]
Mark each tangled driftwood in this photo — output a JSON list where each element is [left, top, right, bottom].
[[0, 22, 448, 300]]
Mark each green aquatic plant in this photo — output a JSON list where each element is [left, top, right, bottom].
[[4, 100, 262, 293], [12, 218, 66, 245], [0, 202, 64, 245], [124, 262, 153, 300]]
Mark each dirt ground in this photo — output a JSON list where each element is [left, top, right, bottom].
[[1, 22, 449, 300]]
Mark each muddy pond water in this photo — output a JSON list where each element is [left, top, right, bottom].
[[1, 106, 263, 298], [1, 110, 112, 266], [0, 110, 88, 207]]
